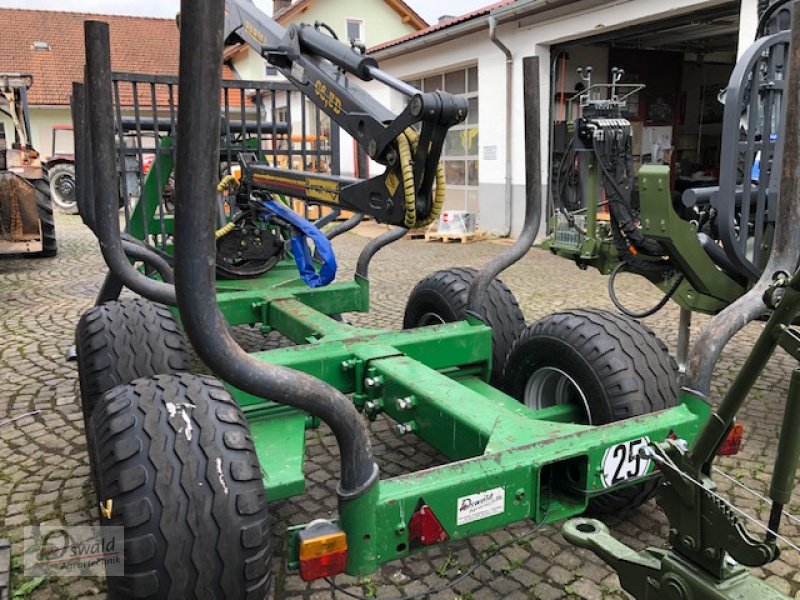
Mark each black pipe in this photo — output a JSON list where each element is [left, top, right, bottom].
[[468, 56, 542, 315], [71, 82, 95, 232], [95, 272, 124, 306], [121, 239, 175, 284], [84, 21, 177, 306], [355, 226, 408, 279], [173, 0, 378, 496], [326, 213, 364, 240]]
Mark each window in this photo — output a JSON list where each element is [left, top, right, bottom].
[[265, 66, 278, 77], [345, 18, 364, 44], [405, 65, 479, 212]]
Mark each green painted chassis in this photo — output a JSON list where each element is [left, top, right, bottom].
[[130, 150, 710, 577], [545, 165, 750, 315]]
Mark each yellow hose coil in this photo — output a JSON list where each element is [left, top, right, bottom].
[[215, 176, 240, 239], [215, 222, 236, 240], [217, 174, 238, 193], [396, 128, 446, 229]]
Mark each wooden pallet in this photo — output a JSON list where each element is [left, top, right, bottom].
[[407, 229, 428, 240], [424, 230, 486, 244]]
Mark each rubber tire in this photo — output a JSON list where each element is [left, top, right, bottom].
[[500, 308, 678, 514], [403, 267, 525, 385], [49, 163, 78, 214], [76, 299, 190, 420], [31, 179, 57, 257], [90, 373, 271, 599]]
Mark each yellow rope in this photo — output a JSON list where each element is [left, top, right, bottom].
[[396, 128, 446, 229]]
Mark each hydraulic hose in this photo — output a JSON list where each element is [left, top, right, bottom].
[[173, 0, 378, 497], [84, 21, 177, 306], [397, 128, 445, 229]]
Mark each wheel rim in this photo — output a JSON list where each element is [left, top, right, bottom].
[[523, 366, 592, 424], [52, 172, 76, 209], [417, 312, 446, 326]]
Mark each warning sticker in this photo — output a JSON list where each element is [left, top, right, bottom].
[[456, 487, 505, 526], [385, 170, 400, 196]]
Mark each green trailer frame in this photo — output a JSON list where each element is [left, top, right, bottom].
[[72, 11, 714, 594], [122, 136, 709, 574]]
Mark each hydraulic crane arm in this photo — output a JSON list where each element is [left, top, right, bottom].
[[222, 0, 467, 226]]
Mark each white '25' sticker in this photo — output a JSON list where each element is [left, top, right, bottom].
[[601, 437, 652, 488]]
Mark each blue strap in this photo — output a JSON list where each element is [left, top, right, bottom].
[[259, 200, 337, 288]]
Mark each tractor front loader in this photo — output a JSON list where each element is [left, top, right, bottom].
[[0, 74, 56, 257]]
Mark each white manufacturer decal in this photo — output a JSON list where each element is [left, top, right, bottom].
[[291, 63, 306, 83], [601, 436, 652, 488], [456, 487, 505, 526]]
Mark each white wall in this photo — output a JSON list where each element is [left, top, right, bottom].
[[1, 106, 72, 156]]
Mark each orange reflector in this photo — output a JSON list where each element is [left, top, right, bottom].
[[299, 531, 347, 560], [718, 422, 744, 456], [297, 521, 348, 581]]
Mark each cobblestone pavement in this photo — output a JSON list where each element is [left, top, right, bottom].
[[1, 213, 799, 599]]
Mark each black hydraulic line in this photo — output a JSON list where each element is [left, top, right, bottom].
[[326, 213, 364, 240], [121, 238, 175, 284], [607, 262, 684, 319], [684, 7, 800, 397], [593, 138, 662, 257], [355, 226, 408, 279], [173, 0, 378, 497], [84, 21, 177, 306], [468, 56, 542, 316]]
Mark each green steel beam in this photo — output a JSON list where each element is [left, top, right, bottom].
[[331, 390, 710, 576], [638, 166, 745, 312]]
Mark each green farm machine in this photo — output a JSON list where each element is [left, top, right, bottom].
[[0, 74, 56, 257], [544, 3, 791, 369], [69, 0, 800, 598]]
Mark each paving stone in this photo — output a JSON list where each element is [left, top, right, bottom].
[[1, 214, 799, 599]]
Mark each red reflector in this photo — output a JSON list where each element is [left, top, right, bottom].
[[299, 549, 347, 581], [718, 422, 744, 456], [409, 504, 448, 548]]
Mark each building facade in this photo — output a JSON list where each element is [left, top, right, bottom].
[[360, 0, 759, 238]]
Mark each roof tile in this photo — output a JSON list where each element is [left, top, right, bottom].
[[0, 8, 237, 106]]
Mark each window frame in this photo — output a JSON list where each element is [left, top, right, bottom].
[[344, 18, 365, 44]]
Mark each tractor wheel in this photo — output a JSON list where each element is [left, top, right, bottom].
[[500, 308, 678, 514], [49, 163, 78, 214], [31, 179, 57, 257], [90, 373, 272, 599], [75, 299, 190, 420], [403, 267, 525, 385]]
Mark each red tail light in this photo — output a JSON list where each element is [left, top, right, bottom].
[[297, 520, 348, 581], [718, 422, 744, 456]]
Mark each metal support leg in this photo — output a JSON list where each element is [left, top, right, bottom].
[[95, 270, 124, 306], [767, 368, 800, 539], [677, 307, 691, 374]]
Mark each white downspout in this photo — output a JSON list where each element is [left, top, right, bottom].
[[488, 16, 513, 237]]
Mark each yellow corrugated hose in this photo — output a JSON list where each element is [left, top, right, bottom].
[[215, 222, 235, 240], [396, 128, 445, 229], [217, 175, 238, 193], [215, 176, 240, 239]]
